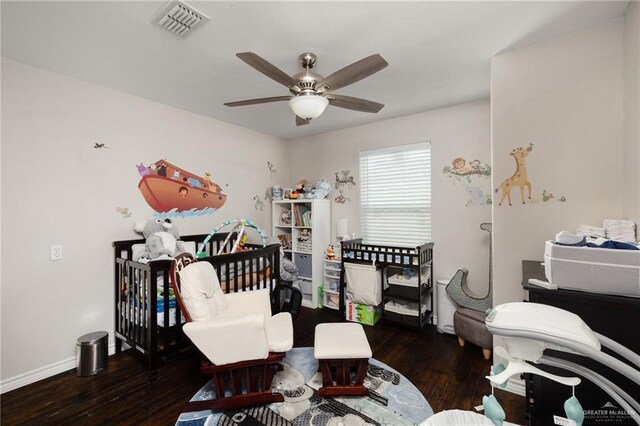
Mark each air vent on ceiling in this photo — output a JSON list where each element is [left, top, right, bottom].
[[152, 1, 209, 37]]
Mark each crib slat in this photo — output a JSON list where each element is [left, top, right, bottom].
[[241, 259, 246, 292], [162, 268, 170, 354], [248, 256, 254, 291]]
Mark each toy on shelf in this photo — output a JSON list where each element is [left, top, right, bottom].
[[286, 178, 332, 199], [277, 234, 291, 250], [280, 210, 292, 225], [272, 185, 283, 201], [309, 178, 331, 199], [325, 245, 336, 260], [294, 180, 307, 197]]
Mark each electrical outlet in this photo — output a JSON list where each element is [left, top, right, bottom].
[[50, 245, 63, 261]]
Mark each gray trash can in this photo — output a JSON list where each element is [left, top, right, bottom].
[[76, 331, 108, 376]]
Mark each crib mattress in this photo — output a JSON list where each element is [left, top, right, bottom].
[[219, 267, 271, 292], [121, 303, 183, 327]]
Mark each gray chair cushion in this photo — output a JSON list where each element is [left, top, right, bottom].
[[454, 307, 492, 349]]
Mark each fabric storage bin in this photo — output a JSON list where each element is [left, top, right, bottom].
[[544, 241, 640, 297], [297, 240, 312, 252], [345, 263, 383, 306], [295, 253, 312, 278], [297, 278, 313, 295]]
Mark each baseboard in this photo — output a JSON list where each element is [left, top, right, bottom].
[[488, 365, 526, 397], [501, 377, 526, 397], [301, 299, 317, 309], [0, 343, 117, 394]]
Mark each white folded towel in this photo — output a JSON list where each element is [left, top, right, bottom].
[[555, 231, 585, 246], [603, 219, 636, 242], [577, 225, 606, 239]]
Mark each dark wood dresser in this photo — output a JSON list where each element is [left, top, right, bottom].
[[521, 260, 640, 425]]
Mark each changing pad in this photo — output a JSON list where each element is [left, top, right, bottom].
[[544, 241, 640, 297]]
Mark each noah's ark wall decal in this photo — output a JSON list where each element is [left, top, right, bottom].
[[136, 159, 227, 218]]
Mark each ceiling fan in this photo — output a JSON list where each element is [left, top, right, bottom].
[[224, 52, 388, 126]]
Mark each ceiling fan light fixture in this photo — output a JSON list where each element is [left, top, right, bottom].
[[288, 94, 329, 120]]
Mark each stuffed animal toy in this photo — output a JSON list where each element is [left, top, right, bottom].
[[308, 178, 332, 199], [280, 250, 299, 282], [134, 218, 186, 262], [325, 245, 336, 260], [298, 229, 311, 242], [303, 183, 314, 198]]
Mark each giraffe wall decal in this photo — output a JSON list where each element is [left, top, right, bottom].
[[495, 143, 534, 206]]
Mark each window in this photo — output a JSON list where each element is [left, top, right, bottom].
[[360, 142, 431, 246]]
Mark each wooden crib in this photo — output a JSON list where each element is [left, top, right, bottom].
[[113, 233, 281, 372]]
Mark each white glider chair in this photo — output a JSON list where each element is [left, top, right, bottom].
[[170, 253, 293, 412]]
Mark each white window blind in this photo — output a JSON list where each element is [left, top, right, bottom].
[[360, 142, 431, 247]]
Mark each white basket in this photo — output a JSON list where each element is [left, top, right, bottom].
[[297, 240, 312, 252], [544, 241, 640, 297]]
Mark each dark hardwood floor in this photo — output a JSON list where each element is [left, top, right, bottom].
[[1, 308, 526, 425]]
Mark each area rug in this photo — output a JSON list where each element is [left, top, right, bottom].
[[176, 347, 433, 426]]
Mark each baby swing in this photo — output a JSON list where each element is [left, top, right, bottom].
[[446, 223, 493, 313], [425, 302, 640, 425]]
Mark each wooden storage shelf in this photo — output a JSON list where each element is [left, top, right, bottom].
[[272, 199, 330, 309]]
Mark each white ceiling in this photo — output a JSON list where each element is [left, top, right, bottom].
[[1, 1, 630, 140]]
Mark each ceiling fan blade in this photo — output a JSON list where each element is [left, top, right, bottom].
[[296, 116, 310, 126], [316, 54, 388, 93], [236, 52, 298, 89], [224, 96, 291, 107], [329, 95, 384, 113]]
